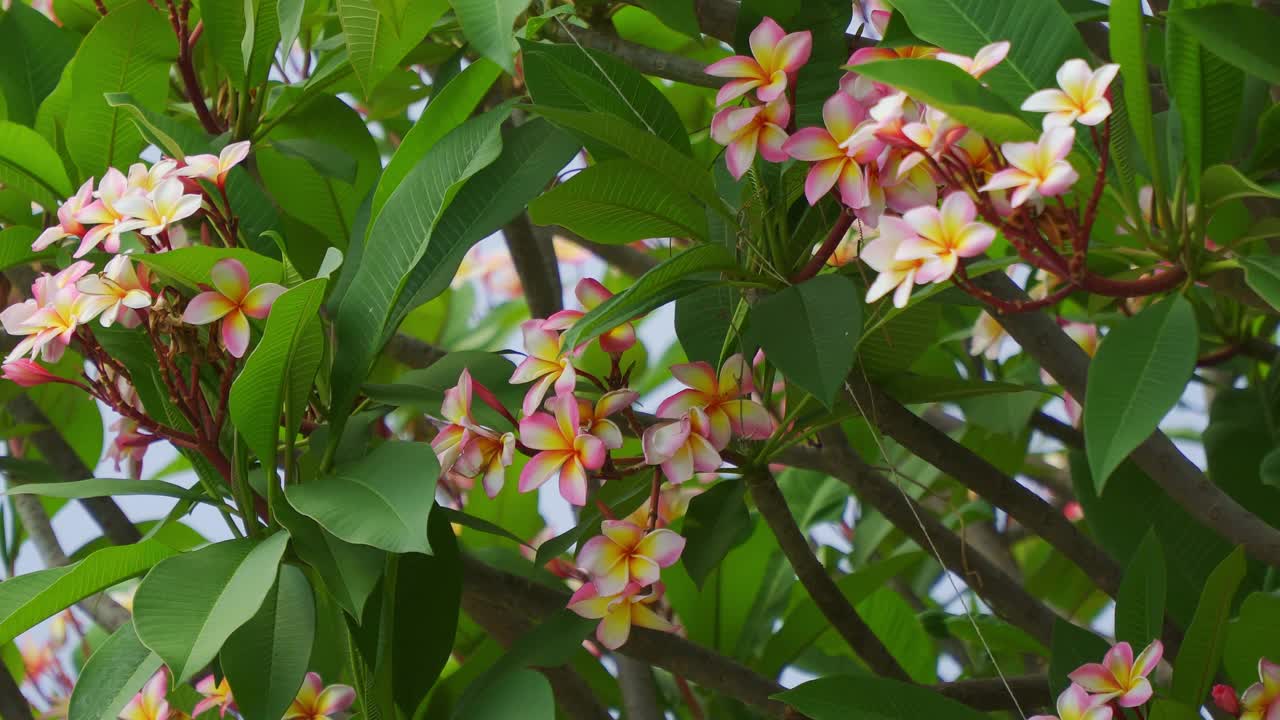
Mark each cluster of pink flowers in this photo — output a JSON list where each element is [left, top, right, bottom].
[[708, 16, 1121, 308], [1037, 641, 1163, 720], [429, 277, 780, 648], [1214, 658, 1280, 720], [118, 667, 353, 720]]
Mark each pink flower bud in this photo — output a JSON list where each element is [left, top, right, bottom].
[[1212, 684, 1240, 715], [3, 359, 63, 388]]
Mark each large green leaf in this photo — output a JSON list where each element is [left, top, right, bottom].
[[529, 159, 709, 244], [0, 3, 77, 127], [1168, 5, 1280, 86], [1224, 592, 1280, 687], [221, 564, 315, 720], [1115, 530, 1167, 649], [852, 60, 1037, 144], [204, 0, 281, 89], [747, 274, 862, 407], [1240, 256, 1280, 313], [1110, 0, 1160, 190], [0, 539, 176, 644], [452, 0, 532, 74], [65, 1, 177, 178], [456, 669, 554, 720], [774, 675, 987, 720], [134, 533, 290, 682], [559, 243, 739, 350], [886, 0, 1088, 111], [1203, 164, 1280, 208], [0, 226, 56, 270], [680, 480, 752, 589], [230, 278, 328, 466], [337, 0, 450, 97], [0, 121, 73, 208], [286, 441, 438, 555], [675, 285, 738, 367], [67, 621, 163, 720], [1169, 547, 1246, 709], [139, 246, 284, 290], [1083, 295, 1198, 492], [521, 40, 691, 155], [5, 479, 207, 503], [273, 495, 383, 619]]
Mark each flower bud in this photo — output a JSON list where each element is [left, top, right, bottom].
[[1212, 684, 1240, 715], [3, 359, 62, 388]]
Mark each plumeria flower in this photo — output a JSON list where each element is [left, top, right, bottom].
[[114, 179, 203, 236], [891, 192, 996, 284], [510, 320, 578, 417], [179, 141, 251, 188], [841, 46, 936, 107], [1022, 59, 1120, 129], [1029, 684, 1113, 720], [643, 407, 722, 484], [1069, 640, 1163, 708], [181, 258, 285, 358], [1, 264, 94, 363], [861, 228, 927, 308], [705, 17, 812, 106], [193, 675, 235, 717], [852, 0, 892, 36], [826, 222, 871, 267], [970, 312, 1008, 360], [543, 279, 636, 354], [2, 359, 72, 388], [572, 389, 640, 450], [784, 93, 877, 207], [1240, 658, 1280, 720], [107, 415, 156, 479], [454, 426, 516, 499], [75, 168, 147, 257], [578, 520, 686, 595], [76, 255, 152, 328], [898, 107, 965, 177], [936, 41, 1011, 79], [284, 673, 355, 720], [568, 581, 677, 650], [656, 355, 775, 450], [32, 179, 95, 251], [120, 669, 186, 720], [432, 369, 482, 474], [979, 127, 1079, 207], [710, 97, 791, 180], [518, 393, 607, 505], [126, 159, 179, 194]]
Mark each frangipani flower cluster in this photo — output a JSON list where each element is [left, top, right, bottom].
[[1214, 658, 1280, 720], [1034, 640, 1162, 720], [118, 668, 353, 720]]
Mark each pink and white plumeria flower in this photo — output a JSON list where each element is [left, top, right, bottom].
[[861, 229, 927, 308], [126, 159, 179, 194], [193, 675, 236, 717], [114, 179, 203, 237], [705, 17, 812, 106], [710, 97, 791, 180], [181, 258, 285, 358], [1068, 640, 1163, 708], [656, 354, 775, 450], [979, 127, 1080, 208], [76, 255, 152, 328], [284, 672, 355, 720], [1240, 658, 1280, 720], [518, 393, 607, 505], [74, 168, 146, 257], [890, 192, 996, 284], [510, 319, 578, 416], [568, 581, 677, 650], [179, 140, 251, 188], [432, 368, 484, 473], [455, 428, 516, 498], [784, 93, 877, 207], [1029, 684, 1114, 720], [936, 41, 1011, 79], [643, 407, 723, 484], [544, 279, 636, 354], [577, 520, 685, 595], [32, 179, 94, 252], [898, 107, 965, 177], [851, 0, 892, 37], [1022, 59, 1120, 129], [120, 668, 183, 720], [573, 389, 640, 450], [970, 312, 1009, 360], [1, 262, 94, 363]]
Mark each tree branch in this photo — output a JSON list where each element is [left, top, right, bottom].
[[745, 469, 913, 682], [384, 334, 448, 368], [0, 662, 33, 720], [616, 656, 664, 720], [691, 0, 738, 42], [934, 674, 1051, 712], [1029, 411, 1084, 450], [505, 213, 564, 319], [543, 23, 720, 88], [535, 225, 660, 278], [974, 272, 1280, 569]]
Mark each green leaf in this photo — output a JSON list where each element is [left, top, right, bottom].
[[886, 0, 1089, 111], [0, 3, 77, 127], [559, 243, 738, 351], [1115, 530, 1167, 648], [103, 92, 193, 161], [675, 285, 738, 366], [67, 621, 163, 720], [274, 496, 383, 619], [529, 159, 709, 244], [286, 441, 438, 555], [439, 507, 531, 548], [369, 58, 502, 222], [633, 0, 700, 36], [0, 121, 73, 208], [879, 374, 1047, 404], [680, 480, 752, 589], [774, 675, 988, 720], [364, 351, 520, 429], [1049, 619, 1110, 695], [452, 0, 533, 74], [521, 40, 691, 155], [139, 246, 284, 290], [4, 479, 207, 503], [205, 0, 280, 89], [1261, 447, 1280, 490], [65, 1, 177, 178], [1168, 5, 1280, 85], [337, 0, 450, 97], [1224, 591, 1280, 687], [851, 59, 1037, 144], [1110, 0, 1161, 192], [0, 226, 57, 272], [1203, 164, 1280, 208], [221, 564, 315, 720], [747, 274, 861, 407], [457, 668, 553, 719], [534, 480, 652, 566], [277, 0, 305, 57], [230, 278, 328, 465], [453, 610, 593, 717], [134, 533, 290, 683], [1169, 546, 1247, 708], [1083, 295, 1198, 492], [0, 539, 178, 645], [1240, 256, 1280, 313], [269, 139, 358, 184]]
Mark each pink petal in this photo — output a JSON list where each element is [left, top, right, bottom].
[[978, 168, 1030, 194], [704, 407, 733, 450], [519, 450, 569, 493], [1068, 663, 1119, 694], [601, 520, 645, 548], [596, 389, 638, 418], [593, 556, 632, 596], [635, 528, 685, 567], [656, 389, 706, 419], [784, 128, 841, 162], [1038, 162, 1079, 197], [1116, 678, 1153, 708], [688, 434, 722, 473], [590, 418, 624, 449], [1042, 126, 1077, 162], [568, 583, 611, 619], [628, 555, 662, 587], [575, 278, 613, 308], [596, 605, 632, 650], [671, 361, 718, 394], [210, 259, 250, 302], [221, 309, 251, 358], [755, 70, 788, 102], [509, 356, 559, 385], [773, 31, 812, 73], [315, 684, 356, 714], [803, 158, 845, 205], [954, 223, 996, 257], [241, 283, 286, 318], [521, 321, 561, 361], [715, 78, 764, 107], [660, 444, 695, 484], [600, 322, 637, 354], [823, 92, 864, 143], [559, 457, 589, 505], [578, 535, 626, 575], [543, 308, 583, 331], [574, 432, 607, 470], [725, 133, 759, 180], [183, 292, 236, 325], [837, 162, 870, 208], [519, 412, 571, 451], [758, 124, 790, 163], [721, 399, 776, 439], [1077, 98, 1112, 126], [220, 141, 252, 169], [705, 55, 764, 80], [521, 372, 559, 417], [643, 418, 691, 464], [749, 17, 786, 68]]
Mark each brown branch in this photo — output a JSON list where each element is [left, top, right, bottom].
[[505, 213, 564, 319], [384, 334, 448, 368], [973, 272, 1280, 569], [537, 225, 660, 278], [789, 212, 853, 283], [616, 656, 664, 720], [691, 0, 738, 42], [934, 674, 1051, 712], [1029, 411, 1084, 450], [745, 469, 913, 682], [542, 23, 720, 88], [847, 377, 1124, 598], [0, 664, 33, 720]]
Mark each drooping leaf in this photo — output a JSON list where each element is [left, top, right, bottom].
[[1203, 164, 1280, 208], [1167, 5, 1280, 85], [1169, 547, 1246, 709], [1114, 530, 1167, 649], [286, 441, 438, 555], [0, 3, 77, 127], [680, 480, 753, 589], [774, 675, 988, 720], [453, 0, 533, 74], [529, 159, 709, 244], [102, 92, 198, 161], [277, 0, 306, 57], [221, 565, 315, 720], [0, 121, 73, 208], [134, 533, 290, 682], [1240, 256, 1280, 313], [273, 496, 383, 619], [337, 0, 450, 97], [747, 274, 862, 407], [4, 479, 208, 503], [1083, 295, 1198, 492], [67, 622, 162, 720]]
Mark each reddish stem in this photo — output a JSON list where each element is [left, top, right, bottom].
[[790, 211, 854, 283], [167, 0, 222, 134]]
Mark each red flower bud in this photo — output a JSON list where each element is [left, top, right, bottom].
[[1212, 684, 1240, 715]]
